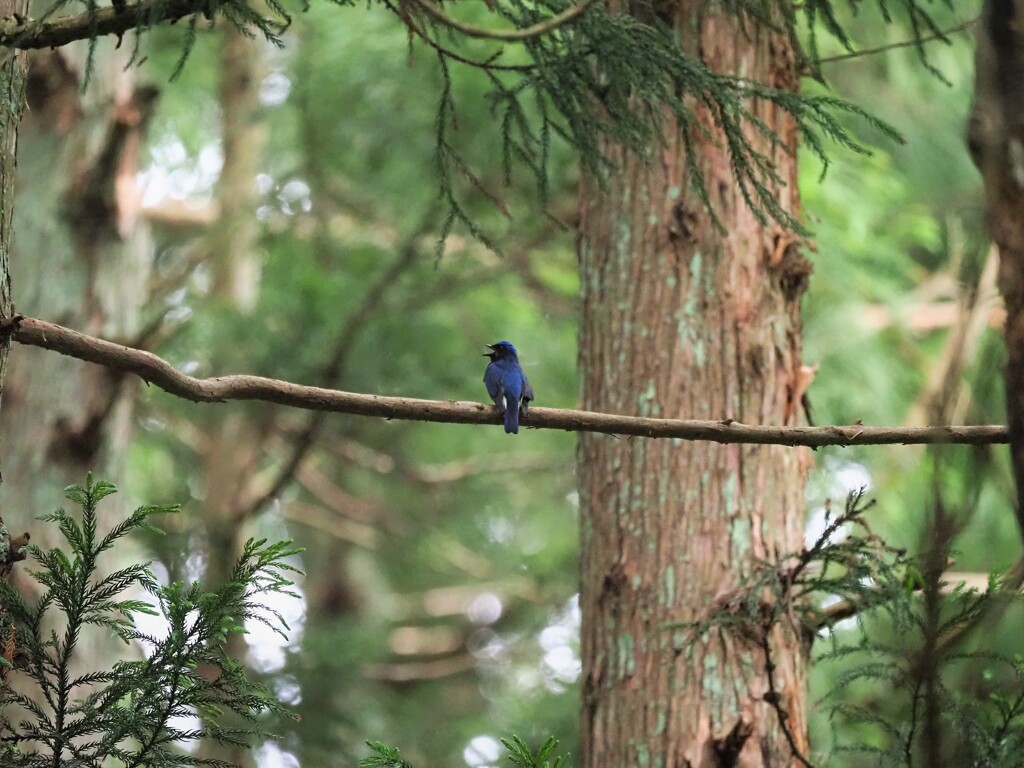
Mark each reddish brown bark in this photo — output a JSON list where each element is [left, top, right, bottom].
[[577, 8, 811, 768]]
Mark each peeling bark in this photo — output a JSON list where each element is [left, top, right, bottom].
[[578, 6, 810, 767]]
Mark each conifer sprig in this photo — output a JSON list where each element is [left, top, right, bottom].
[[360, 735, 572, 768], [6, 0, 956, 245], [399, 0, 953, 245], [0, 475, 301, 768]]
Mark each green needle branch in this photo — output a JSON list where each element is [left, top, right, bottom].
[[0, 314, 1009, 447]]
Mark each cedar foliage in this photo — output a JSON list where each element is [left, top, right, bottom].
[[13, 0, 953, 240], [363, 734, 572, 768], [2, 0, 992, 764], [674, 489, 1024, 767], [365, 490, 1024, 766], [0, 476, 300, 767]]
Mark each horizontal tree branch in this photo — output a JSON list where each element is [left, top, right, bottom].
[[0, 0, 598, 51], [1, 315, 1011, 447], [0, 0, 204, 50]]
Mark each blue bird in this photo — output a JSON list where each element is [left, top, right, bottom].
[[483, 341, 534, 434]]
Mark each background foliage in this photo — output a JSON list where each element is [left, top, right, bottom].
[[5, 0, 1021, 766]]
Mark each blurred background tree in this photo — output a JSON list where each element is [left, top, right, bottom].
[[800, 7, 1023, 764], [4, 11, 159, 684], [113, 6, 581, 766], [0, 1, 1019, 767]]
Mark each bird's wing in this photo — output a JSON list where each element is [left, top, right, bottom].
[[521, 374, 534, 408]]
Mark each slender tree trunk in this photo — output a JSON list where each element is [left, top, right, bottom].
[[196, 26, 265, 768], [968, 0, 1024, 533], [578, 7, 812, 767]]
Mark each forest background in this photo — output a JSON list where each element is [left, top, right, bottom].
[[0, 1, 1015, 767]]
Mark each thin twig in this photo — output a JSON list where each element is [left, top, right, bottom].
[[237, 220, 427, 519], [382, 0, 534, 73], [409, 0, 599, 42], [282, 500, 381, 549], [818, 16, 977, 65], [1, 314, 1012, 447], [760, 635, 815, 768], [936, 555, 1024, 654]]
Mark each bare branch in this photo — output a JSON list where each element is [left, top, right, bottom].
[[817, 15, 978, 66], [3, 314, 1012, 447], [760, 635, 815, 768], [812, 597, 860, 630], [0, 0, 206, 49], [363, 653, 477, 682], [282, 500, 381, 549], [408, 0, 599, 42], [295, 461, 383, 525], [238, 225, 424, 518], [317, 431, 567, 483]]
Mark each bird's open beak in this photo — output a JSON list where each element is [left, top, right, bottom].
[[482, 344, 494, 357]]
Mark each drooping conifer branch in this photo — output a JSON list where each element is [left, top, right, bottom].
[[0, 314, 1010, 447]]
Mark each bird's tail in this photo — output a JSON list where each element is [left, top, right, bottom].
[[504, 400, 520, 434]]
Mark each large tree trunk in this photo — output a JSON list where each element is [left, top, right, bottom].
[[3, 44, 155, 527], [0, 0, 29, 584], [0, 39, 155, 751], [577, 8, 811, 767], [0, 0, 28, 407], [3, 41, 155, 618]]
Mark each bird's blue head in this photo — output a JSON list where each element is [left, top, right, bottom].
[[484, 340, 518, 361]]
